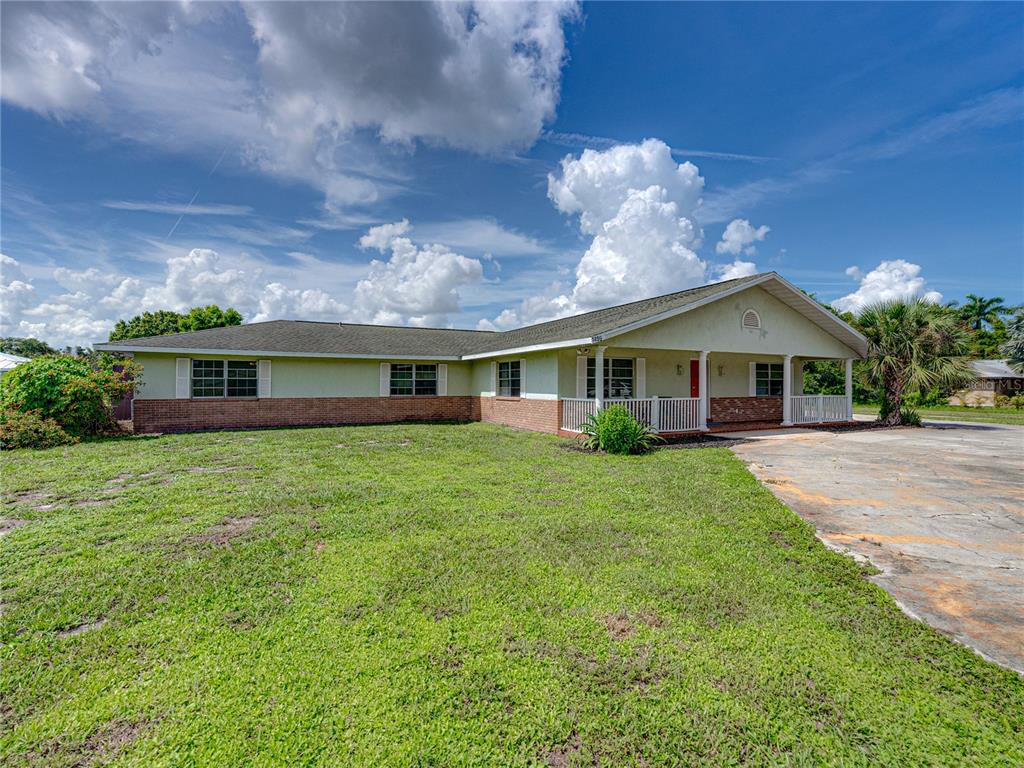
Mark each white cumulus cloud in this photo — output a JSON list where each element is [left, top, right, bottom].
[[832, 259, 943, 314], [0, 250, 350, 348], [484, 139, 708, 328], [352, 222, 483, 327], [712, 259, 759, 282], [716, 218, 770, 255], [1, 2, 579, 213]]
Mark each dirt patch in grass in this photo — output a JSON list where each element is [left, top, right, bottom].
[[0, 518, 28, 536], [4, 489, 51, 505], [58, 618, 107, 638], [602, 611, 637, 640], [429, 644, 464, 672], [187, 516, 259, 546], [544, 731, 583, 767], [74, 499, 114, 508], [769, 530, 794, 549], [187, 465, 252, 475], [30, 717, 154, 766]]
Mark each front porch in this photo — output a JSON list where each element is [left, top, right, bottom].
[[560, 394, 852, 434], [558, 347, 855, 435]]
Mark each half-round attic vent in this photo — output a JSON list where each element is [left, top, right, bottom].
[[742, 309, 761, 329]]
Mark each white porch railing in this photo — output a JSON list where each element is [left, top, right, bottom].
[[791, 394, 850, 424], [560, 397, 702, 433], [657, 397, 701, 432], [561, 398, 597, 432]]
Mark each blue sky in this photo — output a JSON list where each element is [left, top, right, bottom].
[[2, 1, 1021, 346]]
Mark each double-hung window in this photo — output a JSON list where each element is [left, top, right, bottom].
[[497, 361, 521, 397], [586, 357, 634, 398], [755, 363, 784, 396], [226, 361, 257, 397], [191, 360, 257, 398], [390, 364, 437, 396]]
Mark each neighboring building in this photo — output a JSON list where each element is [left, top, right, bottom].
[[0, 352, 30, 378], [949, 360, 1024, 407], [94, 272, 867, 435]]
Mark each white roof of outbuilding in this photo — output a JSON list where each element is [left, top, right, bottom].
[[0, 353, 30, 371], [970, 359, 1022, 379]]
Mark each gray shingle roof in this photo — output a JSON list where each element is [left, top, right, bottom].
[[98, 273, 848, 358], [98, 319, 494, 357], [477, 274, 766, 352], [970, 359, 1023, 379]]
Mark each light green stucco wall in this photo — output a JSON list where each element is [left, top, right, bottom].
[[133, 353, 472, 399], [469, 351, 559, 398], [611, 286, 858, 359]]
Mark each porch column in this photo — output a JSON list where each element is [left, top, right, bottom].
[[594, 345, 606, 410], [781, 354, 793, 426], [845, 358, 854, 420], [698, 350, 709, 431]]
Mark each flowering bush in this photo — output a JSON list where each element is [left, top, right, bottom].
[[0, 355, 140, 438], [0, 408, 77, 450]]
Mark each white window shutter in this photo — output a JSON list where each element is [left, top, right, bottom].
[[380, 362, 391, 397], [257, 360, 271, 398], [490, 361, 497, 395], [519, 359, 526, 396], [749, 362, 757, 397], [576, 356, 587, 398], [636, 358, 646, 399], [175, 358, 190, 399], [437, 363, 448, 396]]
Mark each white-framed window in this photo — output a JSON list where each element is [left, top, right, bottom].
[[390, 363, 437, 396], [191, 360, 257, 398], [755, 362, 784, 396], [742, 309, 761, 329], [587, 357, 634, 398], [497, 360, 521, 397]]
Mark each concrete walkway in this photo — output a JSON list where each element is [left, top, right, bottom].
[[729, 423, 1024, 674]]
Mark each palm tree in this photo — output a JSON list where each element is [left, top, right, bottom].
[[1002, 310, 1024, 374], [959, 294, 1008, 331], [858, 299, 974, 425]]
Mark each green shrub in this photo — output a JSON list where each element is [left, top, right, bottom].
[[0, 355, 138, 437], [899, 406, 922, 427], [0, 408, 77, 450], [579, 404, 662, 455], [903, 388, 948, 408], [1009, 394, 1024, 411]]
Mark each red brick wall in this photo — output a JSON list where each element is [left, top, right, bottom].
[[710, 396, 782, 423], [479, 397, 561, 434], [134, 396, 478, 433]]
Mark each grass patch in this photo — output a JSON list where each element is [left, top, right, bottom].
[[853, 403, 1024, 425], [2, 423, 1021, 766]]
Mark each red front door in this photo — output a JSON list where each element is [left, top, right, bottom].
[[690, 359, 700, 398]]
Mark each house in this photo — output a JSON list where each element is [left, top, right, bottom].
[[94, 272, 867, 435], [949, 359, 1024, 406], [0, 352, 30, 378]]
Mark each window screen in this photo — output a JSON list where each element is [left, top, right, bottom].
[[390, 364, 437, 396], [497, 360, 521, 397], [191, 359, 225, 398], [755, 363, 784, 396], [586, 358, 634, 398]]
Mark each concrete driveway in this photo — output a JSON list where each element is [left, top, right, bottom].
[[729, 423, 1024, 674]]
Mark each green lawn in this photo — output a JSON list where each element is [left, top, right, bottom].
[[853, 403, 1024, 425], [2, 424, 1021, 766]]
